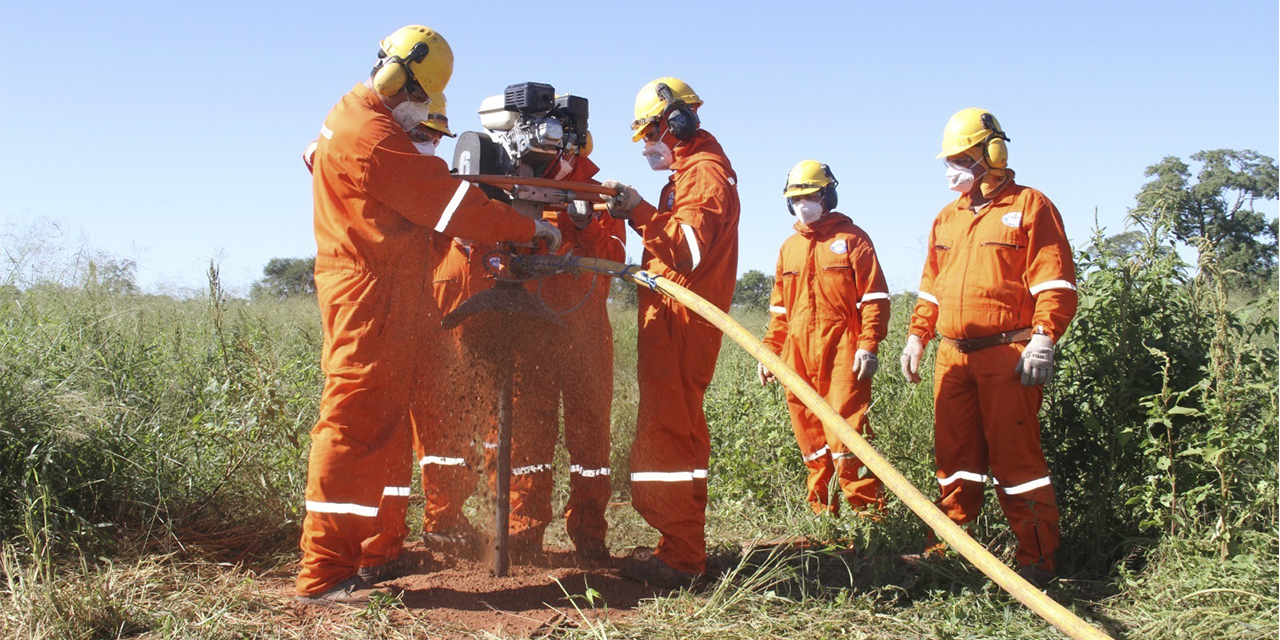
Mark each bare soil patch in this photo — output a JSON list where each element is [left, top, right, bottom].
[[288, 542, 662, 638]]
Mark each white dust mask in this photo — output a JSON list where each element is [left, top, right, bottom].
[[793, 199, 825, 225], [643, 140, 673, 171], [391, 100, 433, 132], [413, 139, 437, 155], [945, 160, 980, 193]]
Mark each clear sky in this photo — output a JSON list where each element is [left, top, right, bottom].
[[2, 1, 1276, 295]]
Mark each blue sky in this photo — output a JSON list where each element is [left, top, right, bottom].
[[2, 1, 1276, 294]]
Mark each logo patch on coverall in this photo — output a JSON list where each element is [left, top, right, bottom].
[[1001, 212, 1022, 228], [830, 240, 848, 255], [666, 192, 675, 208]]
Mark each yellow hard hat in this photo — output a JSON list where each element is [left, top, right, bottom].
[[783, 160, 839, 211], [373, 25, 454, 96], [631, 77, 701, 142], [421, 91, 454, 137], [937, 107, 1009, 168], [783, 160, 836, 198]]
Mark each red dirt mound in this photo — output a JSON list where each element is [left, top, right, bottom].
[[293, 542, 663, 638]]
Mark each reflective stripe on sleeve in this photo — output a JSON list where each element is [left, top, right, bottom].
[[319, 124, 333, 139], [1029, 279, 1077, 295], [918, 291, 939, 305], [434, 181, 471, 233], [383, 486, 411, 497], [857, 291, 890, 309], [769, 305, 786, 315], [512, 463, 552, 476], [306, 500, 378, 517], [420, 455, 467, 466], [1000, 476, 1053, 495], [632, 471, 694, 482], [570, 465, 611, 478], [937, 470, 989, 486], [804, 445, 831, 462], [693, 469, 708, 479], [679, 224, 702, 269]]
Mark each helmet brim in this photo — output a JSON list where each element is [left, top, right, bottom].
[[784, 185, 823, 198]]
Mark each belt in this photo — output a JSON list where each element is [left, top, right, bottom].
[[939, 328, 1033, 354]]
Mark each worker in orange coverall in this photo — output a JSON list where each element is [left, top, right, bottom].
[[414, 150, 625, 564], [600, 77, 740, 588], [296, 25, 561, 606], [759, 160, 890, 515], [529, 154, 626, 562], [899, 108, 1077, 588]]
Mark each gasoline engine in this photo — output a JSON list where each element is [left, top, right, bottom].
[[452, 82, 591, 220], [443, 83, 598, 578]]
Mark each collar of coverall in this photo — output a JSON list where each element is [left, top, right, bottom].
[[668, 129, 729, 173], [794, 211, 852, 237], [958, 171, 1017, 213]]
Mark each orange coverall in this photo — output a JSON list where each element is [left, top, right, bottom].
[[298, 83, 537, 597], [415, 158, 625, 552], [626, 130, 740, 574], [908, 176, 1077, 571], [762, 212, 890, 514]]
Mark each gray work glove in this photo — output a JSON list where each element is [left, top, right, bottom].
[[568, 200, 594, 230], [1015, 333, 1055, 386], [532, 219, 563, 252], [601, 179, 641, 219], [900, 334, 924, 384], [757, 361, 776, 386], [852, 349, 879, 381]]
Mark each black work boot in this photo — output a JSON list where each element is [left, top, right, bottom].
[[358, 552, 426, 584], [619, 547, 701, 589], [423, 524, 483, 560], [1016, 563, 1056, 590], [295, 575, 380, 607]]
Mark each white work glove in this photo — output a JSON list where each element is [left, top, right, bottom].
[[900, 334, 924, 384], [757, 361, 776, 386], [601, 179, 641, 219], [567, 200, 594, 230], [1015, 333, 1055, 387], [532, 219, 563, 252], [852, 350, 879, 381]]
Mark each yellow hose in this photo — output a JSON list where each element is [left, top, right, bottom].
[[561, 257, 1115, 640]]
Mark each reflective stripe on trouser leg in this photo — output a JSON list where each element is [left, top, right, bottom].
[[415, 329, 489, 534], [973, 343, 1059, 571], [786, 387, 837, 514], [360, 485, 413, 568], [299, 344, 419, 595], [826, 376, 883, 510], [630, 297, 720, 574], [561, 320, 614, 546], [932, 343, 991, 527], [507, 336, 559, 541]]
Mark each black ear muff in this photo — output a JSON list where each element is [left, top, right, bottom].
[[655, 83, 700, 141], [821, 164, 839, 211], [980, 112, 1010, 169]]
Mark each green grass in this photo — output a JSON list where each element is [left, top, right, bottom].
[[0, 269, 1276, 639]]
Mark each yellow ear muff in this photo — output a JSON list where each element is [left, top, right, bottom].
[[373, 60, 408, 97], [986, 136, 1008, 169]]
